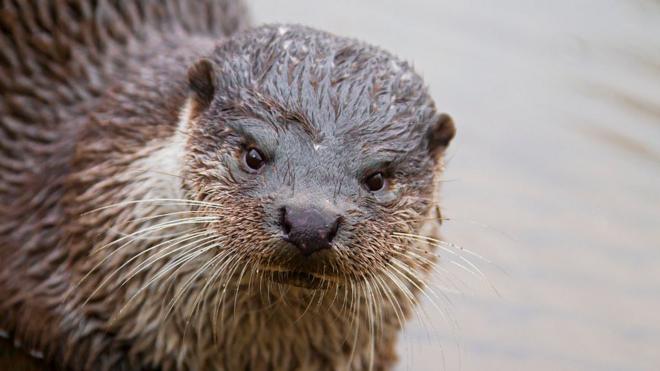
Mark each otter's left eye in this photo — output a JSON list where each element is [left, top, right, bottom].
[[364, 172, 386, 192], [244, 148, 265, 171]]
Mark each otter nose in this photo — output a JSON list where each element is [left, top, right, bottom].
[[281, 206, 340, 256]]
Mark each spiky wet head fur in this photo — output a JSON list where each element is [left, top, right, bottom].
[[181, 25, 456, 290], [173, 24, 456, 368], [0, 13, 454, 371]]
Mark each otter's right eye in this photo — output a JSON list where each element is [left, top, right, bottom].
[[364, 172, 386, 192], [244, 148, 266, 171]]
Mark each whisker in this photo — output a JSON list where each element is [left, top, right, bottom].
[[370, 272, 405, 330], [126, 236, 223, 317], [389, 258, 451, 316], [195, 251, 234, 332], [387, 245, 463, 297], [83, 198, 226, 216], [230, 262, 250, 328], [119, 210, 217, 225], [94, 217, 219, 253], [79, 230, 209, 306], [121, 233, 219, 289], [215, 255, 246, 328], [393, 232, 501, 296], [182, 251, 235, 336], [393, 232, 491, 264], [208, 251, 240, 340]]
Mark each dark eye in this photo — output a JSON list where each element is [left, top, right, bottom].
[[244, 148, 265, 171], [364, 172, 386, 192]]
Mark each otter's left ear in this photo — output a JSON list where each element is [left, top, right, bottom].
[[426, 113, 456, 156], [187, 58, 217, 119]]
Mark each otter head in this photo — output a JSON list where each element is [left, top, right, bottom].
[[182, 25, 454, 291]]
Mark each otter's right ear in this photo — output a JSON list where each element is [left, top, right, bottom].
[[426, 113, 456, 156], [188, 59, 217, 119]]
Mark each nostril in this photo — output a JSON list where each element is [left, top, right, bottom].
[[278, 206, 342, 255], [326, 216, 341, 243], [280, 207, 291, 235]]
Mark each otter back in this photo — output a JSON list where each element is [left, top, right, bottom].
[[0, 0, 248, 368], [0, 0, 249, 202]]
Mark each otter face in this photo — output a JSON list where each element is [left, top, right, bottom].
[[183, 25, 454, 290]]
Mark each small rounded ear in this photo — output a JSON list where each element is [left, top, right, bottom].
[[426, 113, 456, 155], [187, 58, 217, 118]]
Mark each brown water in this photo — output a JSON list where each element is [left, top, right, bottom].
[[250, 1, 660, 370]]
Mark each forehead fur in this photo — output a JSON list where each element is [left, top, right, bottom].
[[206, 24, 438, 149]]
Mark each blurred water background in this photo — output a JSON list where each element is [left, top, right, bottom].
[[251, 1, 660, 370]]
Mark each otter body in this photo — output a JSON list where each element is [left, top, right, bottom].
[[0, 1, 455, 370]]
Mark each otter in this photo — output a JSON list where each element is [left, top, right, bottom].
[[0, 1, 455, 370]]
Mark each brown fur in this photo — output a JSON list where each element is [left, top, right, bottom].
[[0, 1, 453, 370]]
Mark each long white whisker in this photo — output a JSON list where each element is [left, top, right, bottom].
[[83, 198, 227, 215], [95, 217, 218, 253], [122, 234, 219, 287], [79, 230, 209, 306], [117, 236, 223, 315]]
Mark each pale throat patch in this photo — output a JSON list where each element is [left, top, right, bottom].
[[123, 99, 193, 216]]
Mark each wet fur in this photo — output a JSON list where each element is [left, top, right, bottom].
[[0, 1, 453, 370]]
